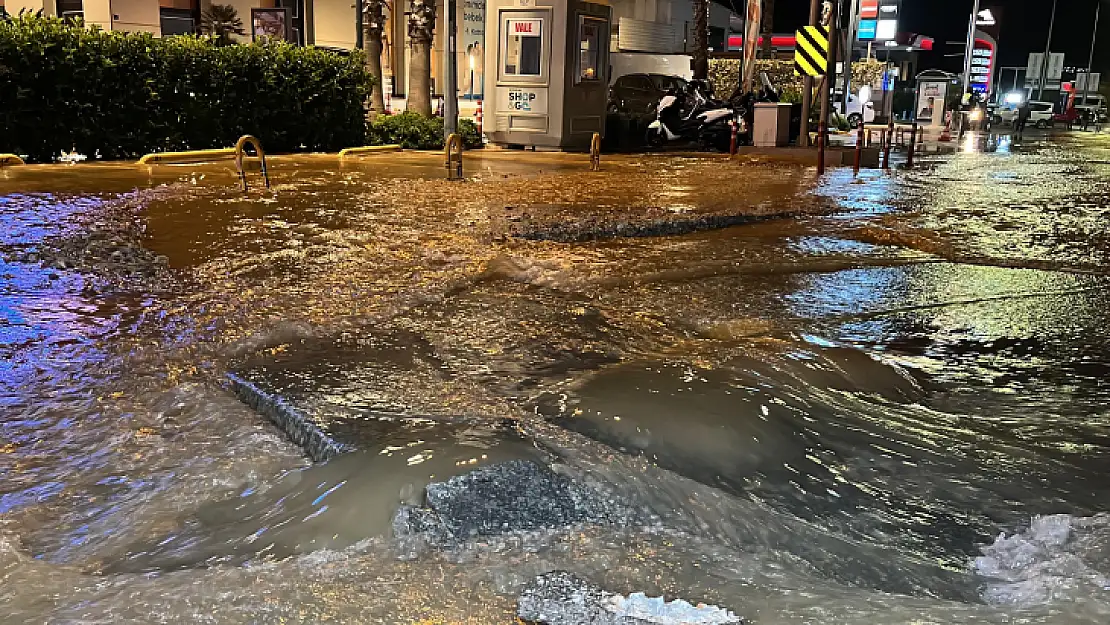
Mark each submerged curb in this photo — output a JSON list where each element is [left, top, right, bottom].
[[338, 144, 403, 158], [514, 212, 789, 243], [226, 373, 350, 462]]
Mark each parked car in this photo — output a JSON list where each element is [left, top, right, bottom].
[[1027, 101, 1057, 128], [999, 101, 1055, 127], [1074, 103, 1109, 124], [832, 94, 875, 127], [608, 73, 688, 118]]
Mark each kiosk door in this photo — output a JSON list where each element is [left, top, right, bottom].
[[496, 8, 553, 136]]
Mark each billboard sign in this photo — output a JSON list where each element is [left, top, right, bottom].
[[1026, 52, 1065, 86]]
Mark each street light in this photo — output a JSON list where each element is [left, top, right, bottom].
[[1036, 0, 1058, 101], [1081, 1, 1102, 106]]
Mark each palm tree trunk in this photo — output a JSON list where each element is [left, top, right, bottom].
[[363, 0, 387, 116], [692, 0, 708, 80], [407, 0, 436, 117], [760, 0, 775, 58]]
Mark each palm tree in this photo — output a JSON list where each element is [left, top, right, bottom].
[[200, 4, 245, 46], [407, 0, 435, 117], [692, 0, 709, 80], [760, 0, 774, 58], [363, 0, 387, 116]]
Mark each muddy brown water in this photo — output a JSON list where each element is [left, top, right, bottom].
[[3, 139, 1110, 622]]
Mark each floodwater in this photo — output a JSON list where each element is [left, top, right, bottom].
[[3, 134, 1110, 623]]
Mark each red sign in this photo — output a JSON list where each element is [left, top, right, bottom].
[[861, 0, 879, 19]]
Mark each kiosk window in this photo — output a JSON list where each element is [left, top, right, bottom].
[[504, 18, 543, 77], [577, 17, 603, 82]]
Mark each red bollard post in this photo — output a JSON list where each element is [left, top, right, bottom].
[[475, 99, 483, 136], [817, 122, 826, 175], [854, 119, 864, 174], [907, 121, 918, 168]]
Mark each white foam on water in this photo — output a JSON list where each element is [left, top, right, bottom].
[[975, 514, 1110, 608]]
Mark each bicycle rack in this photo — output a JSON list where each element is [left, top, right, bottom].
[[235, 135, 270, 192], [445, 133, 464, 180]]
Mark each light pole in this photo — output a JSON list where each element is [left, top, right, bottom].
[[1036, 0, 1059, 101], [1082, 1, 1102, 106]]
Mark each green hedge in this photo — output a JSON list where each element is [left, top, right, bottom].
[[0, 14, 373, 162], [367, 111, 483, 150]]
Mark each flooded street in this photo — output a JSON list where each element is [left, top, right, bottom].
[[3, 135, 1110, 623]]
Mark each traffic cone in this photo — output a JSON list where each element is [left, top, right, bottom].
[[939, 118, 952, 142], [476, 100, 483, 136]]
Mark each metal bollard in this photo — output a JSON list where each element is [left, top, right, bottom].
[[589, 133, 601, 171], [234, 135, 270, 192], [907, 121, 918, 168], [445, 133, 463, 180], [817, 122, 826, 175], [854, 120, 864, 174], [729, 120, 738, 156]]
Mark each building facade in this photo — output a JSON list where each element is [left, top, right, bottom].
[[1, 0, 715, 105]]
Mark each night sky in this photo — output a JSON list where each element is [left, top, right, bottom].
[[753, 0, 1107, 74]]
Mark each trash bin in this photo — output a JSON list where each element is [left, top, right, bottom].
[[753, 102, 793, 147]]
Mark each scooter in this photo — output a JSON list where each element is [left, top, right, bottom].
[[645, 81, 738, 151]]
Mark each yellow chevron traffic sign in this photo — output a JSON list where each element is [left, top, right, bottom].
[[795, 26, 830, 77]]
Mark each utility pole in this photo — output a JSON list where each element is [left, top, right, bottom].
[[818, 0, 839, 173], [841, 0, 858, 113], [443, 0, 459, 138], [961, 0, 980, 99], [1036, 0, 1058, 101], [355, 0, 364, 49], [800, 0, 820, 147], [1082, 1, 1101, 106]]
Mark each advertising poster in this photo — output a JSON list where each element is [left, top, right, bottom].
[[916, 80, 947, 125], [459, 0, 486, 100], [251, 8, 291, 42]]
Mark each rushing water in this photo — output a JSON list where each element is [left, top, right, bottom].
[[3, 136, 1110, 623]]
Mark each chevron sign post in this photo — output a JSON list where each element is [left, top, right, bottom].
[[795, 26, 830, 77]]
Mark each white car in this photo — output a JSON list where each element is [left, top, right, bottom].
[[833, 94, 876, 127], [999, 101, 1055, 127]]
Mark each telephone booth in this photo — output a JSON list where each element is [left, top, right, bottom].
[[483, 0, 611, 150]]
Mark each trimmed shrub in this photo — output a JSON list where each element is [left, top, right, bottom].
[[367, 111, 483, 150], [0, 14, 373, 162]]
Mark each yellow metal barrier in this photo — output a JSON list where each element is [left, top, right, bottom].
[[137, 148, 237, 165], [338, 144, 403, 158], [589, 133, 601, 171], [234, 135, 270, 192], [445, 133, 463, 180], [0, 154, 26, 166]]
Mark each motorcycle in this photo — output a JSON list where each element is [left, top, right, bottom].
[[645, 80, 738, 152], [645, 75, 780, 152]]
